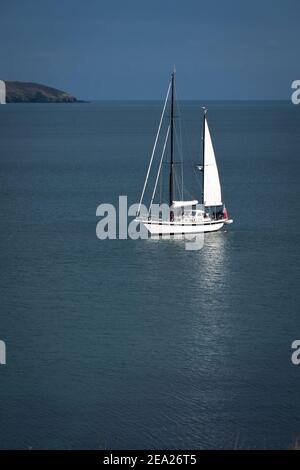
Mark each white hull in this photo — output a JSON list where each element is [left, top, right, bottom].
[[140, 219, 226, 235]]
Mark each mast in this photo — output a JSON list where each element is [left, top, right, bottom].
[[169, 71, 175, 207], [201, 108, 206, 205]]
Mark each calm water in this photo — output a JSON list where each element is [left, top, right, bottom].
[[0, 101, 300, 449]]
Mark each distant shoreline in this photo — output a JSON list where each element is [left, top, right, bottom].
[[2, 80, 85, 103]]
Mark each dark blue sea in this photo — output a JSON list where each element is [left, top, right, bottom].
[[0, 101, 299, 449]]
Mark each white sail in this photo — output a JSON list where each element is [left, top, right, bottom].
[[0, 80, 6, 104], [203, 118, 222, 206]]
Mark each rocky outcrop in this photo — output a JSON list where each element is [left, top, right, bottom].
[[4, 81, 82, 103]]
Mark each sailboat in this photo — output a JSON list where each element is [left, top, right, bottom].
[[135, 71, 233, 235]]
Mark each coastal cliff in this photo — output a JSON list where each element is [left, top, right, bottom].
[[4, 81, 81, 103]]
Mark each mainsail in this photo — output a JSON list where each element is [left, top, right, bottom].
[[203, 117, 222, 206]]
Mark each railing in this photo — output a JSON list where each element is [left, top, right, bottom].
[[136, 212, 227, 224], [136, 213, 205, 223]]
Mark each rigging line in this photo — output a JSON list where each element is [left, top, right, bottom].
[[174, 84, 183, 157], [174, 172, 181, 200], [159, 161, 163, 204], [137, 81, 171, 216], [173, 97, 200, 202], [180, 106, 202, 189], [173, 161, 185, 200], [149, 125, 170, 213], [179, 102, 196, 167], [174, 127, 184, 200], [159, 152, 164, 204], [174, 83, 184, 200], [173, 122, 183, 161], [183, 185, 197, 201], [175, 96, 199, 200]]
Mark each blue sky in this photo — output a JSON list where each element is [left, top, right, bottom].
[[0, 0, 299, 99]]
